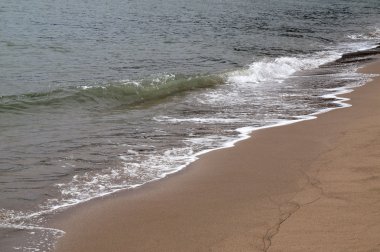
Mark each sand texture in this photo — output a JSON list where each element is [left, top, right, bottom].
[[53, 61, 380, 252]]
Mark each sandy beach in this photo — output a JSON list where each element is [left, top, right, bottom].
[[53, 60, 380, 252]]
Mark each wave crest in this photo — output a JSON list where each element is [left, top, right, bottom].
[[0, 74, 224, 112], [227, 52, 340, 85]]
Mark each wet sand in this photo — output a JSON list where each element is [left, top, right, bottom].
[[53, 60, 380, 252]]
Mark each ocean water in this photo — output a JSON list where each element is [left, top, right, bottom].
[[0, 0, 379, 251]]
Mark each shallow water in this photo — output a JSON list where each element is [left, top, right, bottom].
[[0, 0, 379, 251]]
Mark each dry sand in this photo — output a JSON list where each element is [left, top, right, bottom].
[[53, 60, 380, 252]]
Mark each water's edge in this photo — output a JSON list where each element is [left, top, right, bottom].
[[49, 47, 380, 249]]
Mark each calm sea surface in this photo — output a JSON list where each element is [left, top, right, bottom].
[[0, 0, 379, 251]]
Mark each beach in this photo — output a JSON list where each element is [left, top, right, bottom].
[[51, 60, 380, 251], [1, 1, 380, 251]]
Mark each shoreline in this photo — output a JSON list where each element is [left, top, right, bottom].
[[52, 59, 380, 251]]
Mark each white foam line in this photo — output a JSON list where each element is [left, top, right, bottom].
[[0, 223, 65, 235], [0, 223, 65, 252], [153, 116, 242, 124], [114, 86, 355, 205]]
